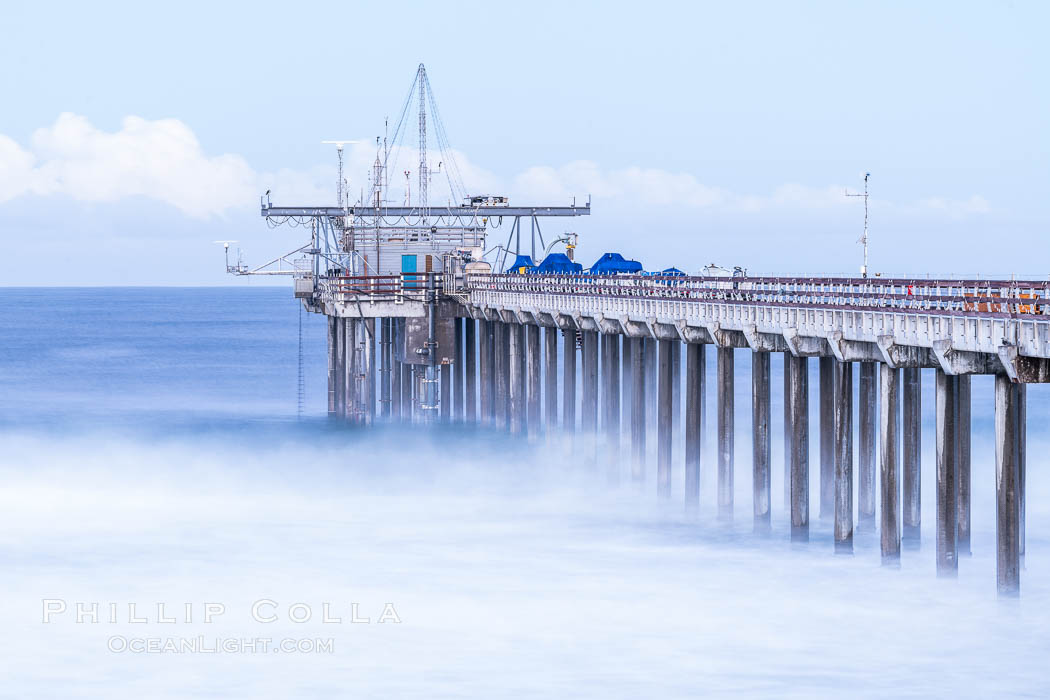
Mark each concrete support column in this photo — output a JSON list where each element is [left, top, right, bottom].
[[957, 375, 972, 556], [453, 318, 464, 421], [478, 319, 491, 425], [631, 337, 646, 484], [685, 342, 704, 510], [545, 326, 558, 434], [672, 341, 682, 462], [380, 318, 392, 419], [348, 319, 361, 421], [858, 361, 877, 528], [935, 370, 958, 577], [880, 364, 901, 564], [752, 351, 771, 529], [581, 330, 599, 443], [465, 318, 477, 423], [819, 356, 835, 520], [1019, 384, 1027, 559], [365, 319, 376, 423], [563, 329, 577, 434], [402, 362, 413, 422], [788, 354, 809, 541], [327, 316, 338, 417], [494, 322, 508, 429], [440, 363, 451, 422], [717, 346, 734, 519], [783, 352, 792, 509], [509, 323, 524, 435], [902, 367, 921, 544], [645, 338, 658, 438], [622, 333, 632, 439], [995, 374, 1022, 597], [334, 317, 346, 419], [392, 354, 402, 421], [834, 361, 854, 553], [657, 339, 673, 498], [526, 324, 541, 440], [602, 333, 621, 482]]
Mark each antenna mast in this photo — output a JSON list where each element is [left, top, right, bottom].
[[418, 64, 427, 220], [846, 172, 871, 277]]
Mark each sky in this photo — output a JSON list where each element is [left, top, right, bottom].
[[0, 0, 1047, 285]]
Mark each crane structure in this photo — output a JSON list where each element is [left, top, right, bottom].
[[230, 64, 590, 420]]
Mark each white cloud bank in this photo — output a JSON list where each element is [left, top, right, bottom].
[[0, 113, 991, 220]]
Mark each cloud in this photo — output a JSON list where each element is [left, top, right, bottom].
[[0, 113, 990, 221], [0, 113, 327, 218]]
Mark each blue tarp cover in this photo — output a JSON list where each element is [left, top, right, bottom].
[[535, 253, 583, 274], [505, 254, 536, 273], [588, 252, 644, 274]]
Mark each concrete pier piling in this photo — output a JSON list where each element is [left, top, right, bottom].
[[608, 334, 621, 481], [751, 351, 771, 530], [957, 375, 972, 556], [479, 320, 492, 425], [1020, 384, 1027, 559], [494, 322, 509, 429], [880, 364, 901, 564], [365, 319, 376, 422], [509, 322, 524, 435], [327, 317, 338, 417], [545, 327, 558, 434], [902, 367, 921, 545], [465, 318, 477, 422], [996, 373, 1023, 596], [440, 363, 451, 422], [834, 360, 853, 553], [403, 363, 414, 421], [453, 318, 464, 420], [717, 346, 734, 520], [380, 318, 392, 419], [563, 329, 576, 436], [392, 354, 402, 420], [936, 370, 958, 577], [645, 338, 658, 440], [582, 330, 599, 453], [858, 361, 877, 529], [657, 339, 673, 498], [685, 343, 703, 510], [819, 356, 835, 520], [336, 317, 348, 419], [788, 354, 809, 541], [631, 337, 646, 484], [672, 342, 682, 464], [783, 352, 792, 509], [526, 324, 541, 440]]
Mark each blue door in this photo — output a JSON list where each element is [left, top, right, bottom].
[[401, 254, 417, 288]]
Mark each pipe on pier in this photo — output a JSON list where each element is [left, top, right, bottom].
[[563, 329, 577, 436], [858, 361, 877, 529], [819, 356, 835, 520], [957, 375, 972, 556], [902, 367, 921, 545], [751, 351, 770, 530], [834, 360, 853, 553], [657, 339, 673, 498], [788, 354, 809, 541], [509, 322, 524, 435], [545, 327, 558, 435], [935, 370, 958, 577], [631, 337, 646, 484], [995, 373, 1023, 597], [880, 364, 900, 564], [717, 346, 734, 520]]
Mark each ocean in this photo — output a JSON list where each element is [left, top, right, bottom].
[[1, 287, 1048, 698]]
